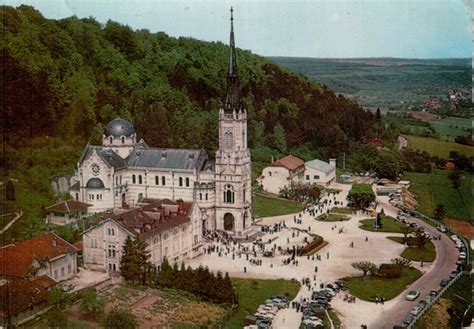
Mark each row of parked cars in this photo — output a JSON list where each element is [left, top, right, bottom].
[[301, 281, 347, 328], [244, 295, 289, 329], [399, 232, 467, 327]]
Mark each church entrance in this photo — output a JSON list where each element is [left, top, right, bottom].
[[223, 213, 235, 231]]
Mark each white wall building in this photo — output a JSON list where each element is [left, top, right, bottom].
[[304, 159, 336, 186], [257, 155, 305, 194], [70, 12, 252, 236], [83, 199, 201, 272]]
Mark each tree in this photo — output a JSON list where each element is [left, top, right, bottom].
[[155, 257, 174, 288], [433, 204, 446, 221], [351, 261, 377, 276], [414, 230, 429, 249], [391, 257, 411, 269], [5, 179, 15, 201], [347, 184, 375, 209], [47, 287, 71, 328], [375, 107, 382, 122], [400, 226, 412, 243], [448, 171, 461, 190], [79, 288, 105, 320], [102, 308, 137, 329], [272, 123, 288, 154]]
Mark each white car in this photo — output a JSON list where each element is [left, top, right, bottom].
[[451, 235, 459, 241], [459, 252, 466, 259], [320, 288, 336, 297], [406, 290, 420, 301]]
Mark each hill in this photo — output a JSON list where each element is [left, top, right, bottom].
[[2, 5, 376, 163], [269, 57, 471, 110]]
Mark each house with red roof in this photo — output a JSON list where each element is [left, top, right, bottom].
[[0, 232, 79, 282], [257, 155, 306, 194], [45, 199, 92, 226], [82, 199, 202, 272]]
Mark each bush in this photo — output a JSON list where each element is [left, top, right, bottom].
[[298, 236, 324, 256], [378, 264, 402, 278], [102, 308, 137, 329]]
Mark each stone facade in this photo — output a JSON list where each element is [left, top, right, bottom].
[[70, 13, 252, 236]]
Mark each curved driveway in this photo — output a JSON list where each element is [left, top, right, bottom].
[[372, 199, 459, 328]]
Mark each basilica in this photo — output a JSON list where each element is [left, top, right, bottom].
[[70, 10, 252, 236]]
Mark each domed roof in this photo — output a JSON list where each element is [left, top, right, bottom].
[[104, 118, 135, 137], [86, 178, 105, 189]]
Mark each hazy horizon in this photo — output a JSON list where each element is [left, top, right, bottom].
[[3, 0, 472, 59]]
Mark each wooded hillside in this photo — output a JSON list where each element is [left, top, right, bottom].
[[2, 5, 376, 162]]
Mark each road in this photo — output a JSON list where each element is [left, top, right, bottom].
[[371, 198, 459, 328]]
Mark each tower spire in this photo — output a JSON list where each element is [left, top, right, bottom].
[[225, 6, 240, 112]]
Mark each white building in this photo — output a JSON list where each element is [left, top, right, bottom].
[[45, 199, 92, 226], [0, 232, 79, 282], [70, 12, 251, 236], [82, 199, 201, 272], [304, 159, 336, 186], [257, 155, 305, 194]]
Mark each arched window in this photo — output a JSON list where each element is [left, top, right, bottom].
[[155, 176, 159, 185], [242, 131, 245, 148], [199, 193, 202, 201], [162, 176, 166, 186], [138, 175, 142, 184], [223, 184, 235, 204], [185, 177, 190, 187], [243, 185, 246, 202], [121, 136, 125, 144], [179, 177, 183, 187], [109, 137, 113, 144], [224, 131, 233, 149], [132, 175, 136, 184], [205, 193, 208, 201]]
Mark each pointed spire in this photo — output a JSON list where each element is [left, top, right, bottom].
[[228, 7, 237, 77], [225, 6, 241, 113]]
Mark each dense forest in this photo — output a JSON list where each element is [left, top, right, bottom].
[[1, 5, 377, 164]]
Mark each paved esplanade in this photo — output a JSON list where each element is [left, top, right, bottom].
[[185, 183, 459, 328]]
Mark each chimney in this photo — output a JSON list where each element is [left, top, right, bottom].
[[329, 159, 337, 168]]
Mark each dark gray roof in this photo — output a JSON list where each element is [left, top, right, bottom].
[[104, 118, 135, 137], [126, 147, 207, 171], [70, 181, 80, 190], [78, 145, 127, 170], [86, 178, 105, 189]]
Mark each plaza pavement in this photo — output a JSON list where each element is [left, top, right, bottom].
[[185, 183, 456, 328]]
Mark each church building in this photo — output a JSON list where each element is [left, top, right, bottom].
[[70, 9, 252, 236]]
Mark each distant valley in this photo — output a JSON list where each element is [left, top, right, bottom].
[[268, 57, 471, 110]]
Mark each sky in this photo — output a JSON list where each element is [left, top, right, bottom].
[[3, 0, 472, 58]]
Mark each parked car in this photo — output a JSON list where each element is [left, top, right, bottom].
[[459, 252, 466, 259], [403, 313, 414, 324], [62, 283, 75, 292], [405, 290, 420, 301], [410, 305, 423, 316], [440, 278, 450, 287], [429, 290, 438, 297], [437, 225, 447, 233]]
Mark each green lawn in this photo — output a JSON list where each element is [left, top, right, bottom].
[[404, 170, 473, 221], [226, 278, 300, 329], [405, 135, 474, 158], [330, 207, 353, 215], [252, 193, 304, 218], [387, 236, 436, 262], [359, 216, 407, 233], [317, 213, 350, 222], [342, 267, 423, 301]]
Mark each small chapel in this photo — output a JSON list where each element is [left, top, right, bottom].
[[70, 9, 252, 236]]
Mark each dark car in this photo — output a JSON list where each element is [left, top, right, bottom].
[[403, 313, 414, 325], [440, 278, 450, 287], [429, 290, 438, 297]]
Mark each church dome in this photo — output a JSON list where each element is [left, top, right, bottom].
[[104, 118, 135, 137], [86, 178, 105, 189]]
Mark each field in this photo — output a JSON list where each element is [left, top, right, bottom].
[[431, 116, 471, 140], [269, 57, 471, 110], [252, 193, 304, 218], [359, 216, 407, 233], [342, 267, 423, 301], [227, 278, 301, 328], [405, 135, 474, 157], [387, 237, 436, 262], [404, 170, 473, 221]]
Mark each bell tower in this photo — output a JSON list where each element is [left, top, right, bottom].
[[214, 7, 252, 235]]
